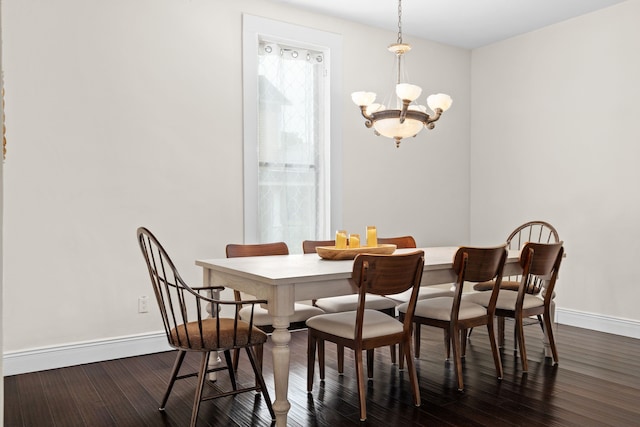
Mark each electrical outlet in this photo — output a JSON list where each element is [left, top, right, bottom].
[[138, 296, 149, 313]]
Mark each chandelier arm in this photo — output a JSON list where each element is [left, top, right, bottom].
[[358, 106, 375, 128], [425, 108, 443, 125], [399, 99, 411, 124]]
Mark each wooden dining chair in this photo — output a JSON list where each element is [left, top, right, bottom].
[[303, 239, 399, 369], [465, 241, 564, 371], [470, 221, 560, 346], [398, 245, 507, 391], [374, 236, 454, 361], [306, 251, 425, 421], [137, 227, 275, 426], [226, 242, 325, 369]]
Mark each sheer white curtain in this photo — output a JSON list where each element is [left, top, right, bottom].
[[256, 41, 328, 252]]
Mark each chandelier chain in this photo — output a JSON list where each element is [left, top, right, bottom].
[[397, 0, 403, 45]]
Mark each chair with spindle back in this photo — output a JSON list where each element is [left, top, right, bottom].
[[466, 241, 564, 371], [470, 221, 560, 346], [137, 227, 274, 426]]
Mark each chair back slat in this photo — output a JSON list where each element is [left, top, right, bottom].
[[226, 242, 289, 258], [453, 245, 508, 316], [519, 242, 564, 303], [351, 251, 425, 339], [453, 246, 507, 283], [352, 252, 423, 296], [377, 236, 417, 249], [302, 240, 335, 254]]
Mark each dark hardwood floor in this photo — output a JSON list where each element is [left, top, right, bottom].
[[5, 321, 640, 426]]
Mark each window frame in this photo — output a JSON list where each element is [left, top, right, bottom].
[[242, 14, 343, 244]]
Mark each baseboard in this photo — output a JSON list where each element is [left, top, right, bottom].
[[4, 310, 639, 376], [556, 308, 640, 339], [3, 331, 171, 376]]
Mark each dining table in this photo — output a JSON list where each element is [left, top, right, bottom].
[[196, 246, 544, 426]]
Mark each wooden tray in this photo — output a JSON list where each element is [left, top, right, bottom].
[[315, 244, 397, 260]]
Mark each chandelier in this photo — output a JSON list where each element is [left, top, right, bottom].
[[351, 0, 452, 147]]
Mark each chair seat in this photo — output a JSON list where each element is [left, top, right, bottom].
[[170, 318, 268, 350], [386, 286, 454, 304], [465, 291, 545, 311], [306, 309, 403, 340], [397, 296, 487, 321], [240, 303, 325, 326], [314, 294, 396, 313]]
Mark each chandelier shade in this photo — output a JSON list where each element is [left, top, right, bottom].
[[351, 0, 452, 147]]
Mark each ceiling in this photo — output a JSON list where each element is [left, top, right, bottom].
[[268, 0, 627, 49]]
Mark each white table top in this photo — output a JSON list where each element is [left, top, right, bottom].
[[196, 246, 521, 287]]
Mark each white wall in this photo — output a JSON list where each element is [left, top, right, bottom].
[[470, 0, 640, 327], [2, 0, 470, 371]]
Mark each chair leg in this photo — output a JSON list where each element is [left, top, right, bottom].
[[222, 350, 237, 391], [337, 343, 344, 374], [402, 339, 421, 408], [307, 332, 316, 392], [318, 340, 325, 380], [367, 349, 374, 379], [543, 310, 559, 364], [160, 350, 187, 410], [245, 346, 276, 420], [255, 344, 264, 375], [461, 328, 468, 358], [389, 344, 397, 364], [399, 341, 405, 370], [515, 316, 528, 372], [414, 324, 421, 358], [354, 349, 367, 421], [497, 316, 505, 348], [232, 348, 240, 372], [444, 329, 451, 360], [537, 314, 545, 332], [190, 352, 211, 427], [450, 326, 464, 391], [486, 321, 503, 380]]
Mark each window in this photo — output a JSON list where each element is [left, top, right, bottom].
[[242, 15, 342, 253]]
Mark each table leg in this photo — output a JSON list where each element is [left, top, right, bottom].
[[270, 316, 292, 427], [204, 270, 221, 381]]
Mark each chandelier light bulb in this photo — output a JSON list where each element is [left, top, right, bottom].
[[396, 83, 422, 102], [351, 91, 376, 106], [427, 93, 453, 112]]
